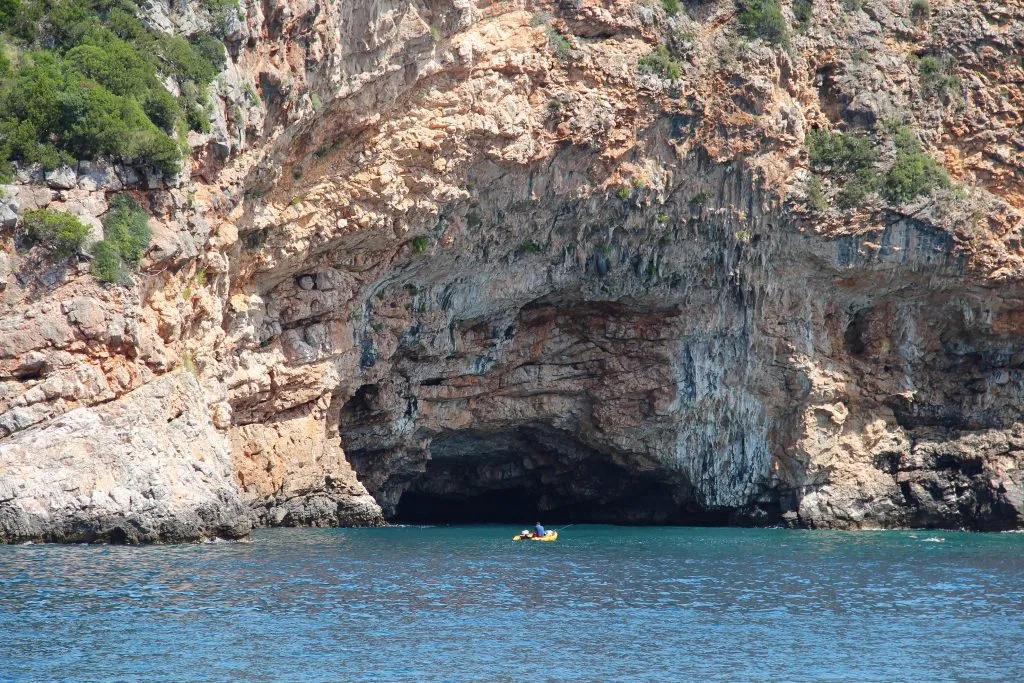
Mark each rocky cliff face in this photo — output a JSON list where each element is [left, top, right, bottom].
[[2, 0, 1024, 541]]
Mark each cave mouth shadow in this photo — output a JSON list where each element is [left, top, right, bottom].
[[387, 426, 728, 526], [394, 487, 545, 524]]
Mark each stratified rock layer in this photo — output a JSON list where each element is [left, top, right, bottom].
[[2, 1, 1024, 540]]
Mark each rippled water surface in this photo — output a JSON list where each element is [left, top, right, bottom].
[[1, 526, 1023, 681]]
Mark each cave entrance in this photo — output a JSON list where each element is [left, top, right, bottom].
[[387, 427, 696, 525]]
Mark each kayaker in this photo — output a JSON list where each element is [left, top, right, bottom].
[[533, 522, 546, 538]]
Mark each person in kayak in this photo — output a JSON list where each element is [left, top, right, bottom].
[[533, 522, 546, 538]]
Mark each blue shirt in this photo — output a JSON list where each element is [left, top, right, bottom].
[[534, 524, 545, 536]]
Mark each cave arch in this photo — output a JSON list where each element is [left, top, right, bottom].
[[343, 420, 731, 525]]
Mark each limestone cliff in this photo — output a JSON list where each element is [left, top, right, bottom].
[[2, 0, 1024, 541]]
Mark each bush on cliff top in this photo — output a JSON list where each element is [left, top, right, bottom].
[[0, 0, 228, 175]]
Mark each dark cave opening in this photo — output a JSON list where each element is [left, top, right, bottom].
[[395, 487, 542, 524], [375, 427, 733, 525]]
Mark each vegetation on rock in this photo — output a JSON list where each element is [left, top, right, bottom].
[[91, 194, 151, 282], [793, 0, 813, 27], [909, 0, 931, 20], [807, 129, 876, 173], [914, 55, 960, 98], [835, 169, 879, 209], [805, 175, 827, 213], [806, 125, 952, 209], [0, 0, 227, 175], [881, 126, 951, 204], [22, 207, 90, 256], [545, 26, 572, 60], [638, 44, 682, 80], [737, 0, 790, 47]]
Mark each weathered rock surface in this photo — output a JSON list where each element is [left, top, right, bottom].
[[0, 373, 252, 542], [2, 0, 1024, 540]]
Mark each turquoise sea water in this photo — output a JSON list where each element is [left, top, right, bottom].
[[1, 526, 1023, 681]]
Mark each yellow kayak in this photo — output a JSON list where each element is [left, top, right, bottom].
[[513, 531, 558, 542]]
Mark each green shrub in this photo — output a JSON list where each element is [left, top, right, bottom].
[[22, 208, 91, 256], [0, 0, 20, 28], [519, 240, 542, 253], [638, 44, 682, 80], [3, 0, 40, 41], [142, 88, 182, 133], [661, 0, 680, 17], [411, 236, 428, 254], [916, 55, 959, 97], [806, 175, 827, 212], [545, 26, 572, 60], [154, 33, 221, 84], [807, 129, 880, 209], [189, 34, 227, 76], [133, 130, 183, 175], [738, 0, 790, 47], [0, 119, 74, 171], [836, 168, 879, 209], [180, 81, 212, 134], [793, 0, 813, 26], [909, 0, 930, 20], [102, 195, 152, 265], [616, 186, 632, 199], [881, 127, 950, 204], [91, 239, 123, 283], [66, 39, 156, 96], [0, 0, 228, 173], [90, 194, 151, 283], [807, 129, 877, 173]]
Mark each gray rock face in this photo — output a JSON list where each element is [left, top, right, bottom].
[[44, 166, 77, 191], [0, 201, 17, 230], [77, 161, 123, 191], [0, 372, 252, 543]]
